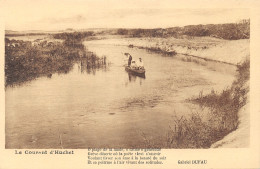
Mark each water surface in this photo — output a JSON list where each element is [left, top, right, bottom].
[[5, 42, 236, 148]]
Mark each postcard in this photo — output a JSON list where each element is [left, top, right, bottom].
[[0, 0, 259, 168]]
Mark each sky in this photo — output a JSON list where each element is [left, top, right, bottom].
[[0, 0, 250, 31]]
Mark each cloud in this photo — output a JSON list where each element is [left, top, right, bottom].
[[2, 0, 249, 31]]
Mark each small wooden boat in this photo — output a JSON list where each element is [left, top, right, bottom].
[[125, 66, 145, 77]]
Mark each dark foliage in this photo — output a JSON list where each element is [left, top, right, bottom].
[[53, 31, 95, 42], [5, 35, 103, 86], [115, 20, 250, 40], [5, 33, 48, 37]]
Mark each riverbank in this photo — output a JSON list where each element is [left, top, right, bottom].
[[88, 36, 249, 65], [195, 60, 250, 148], [210, 62, 250, 148], [211, 101, 250, 148]]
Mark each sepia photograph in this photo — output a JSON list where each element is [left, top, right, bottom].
[[2, 1, 251, 150]]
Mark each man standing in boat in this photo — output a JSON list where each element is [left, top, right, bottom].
[[126, 53, 132, 66]]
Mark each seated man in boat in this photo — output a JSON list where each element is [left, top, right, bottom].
[[130, 60, 138, 69], [136, 58, 144, 69]]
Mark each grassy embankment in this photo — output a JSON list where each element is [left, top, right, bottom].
[[164, 60, 250, 148], [5, 31, 105, 86]]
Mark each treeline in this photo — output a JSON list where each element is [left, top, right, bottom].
[[53, 31, 95, 48], [116, 19, 250, 40], [5, 33, 48, 37], [53, 31, 94, 42]]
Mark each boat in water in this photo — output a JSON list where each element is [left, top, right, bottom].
[[124, 53, 145, 77], [125, 66, 146, 77]]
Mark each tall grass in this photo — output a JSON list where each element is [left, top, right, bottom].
[[167, 60, 249, 148], [166, 113, 214, 148]]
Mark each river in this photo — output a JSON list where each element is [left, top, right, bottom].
[[5, 41, 236, 148]]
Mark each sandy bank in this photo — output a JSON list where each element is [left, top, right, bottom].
[[211, 100, 250, 148], [88, 37, 249, 65]]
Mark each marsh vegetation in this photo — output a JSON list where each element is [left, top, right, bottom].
[[5, 32, 105, 86]]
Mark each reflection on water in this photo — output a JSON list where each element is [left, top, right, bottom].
[[77, 59, 109, 75], [5, 43, 236, 149], [127, 73, 145, 85]]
